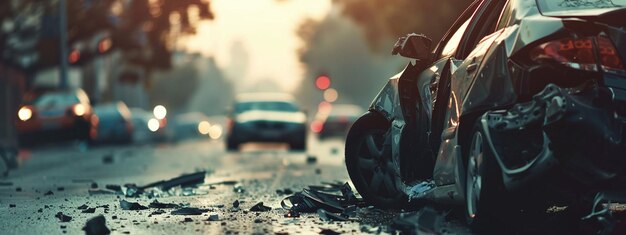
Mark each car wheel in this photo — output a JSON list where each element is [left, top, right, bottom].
[[345, 111, 406, 209], [226, 138, 239, 151], [465, 119, 510, 230], [290, 134, 306, 151]]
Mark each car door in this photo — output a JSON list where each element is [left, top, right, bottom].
[[429, 0, 509, 192]]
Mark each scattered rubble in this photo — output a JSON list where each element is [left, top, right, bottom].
[[149, 200, 178, 209], [207, 214, 219, 221], [282, 182, 362, 222], [102, 154, 114, 164], [171, 207, 209, 215], [78, 204, 89, 210], [250, 202, 271, 212], [83, 215, 110, 235], [55, 212, 72, 222], [44, 190, 54, 196], [119, 200, 148, 210], [82, 207, 96, 213], [232, 200, 240, 208]]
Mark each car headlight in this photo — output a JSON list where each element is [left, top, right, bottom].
[[73, 104, 86, 116], [18, 106, 32, 121]]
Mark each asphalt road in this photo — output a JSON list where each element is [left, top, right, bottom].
[[0, 137, 420, 235]]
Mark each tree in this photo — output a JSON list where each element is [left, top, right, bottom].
[[336, 0, 471, 51]]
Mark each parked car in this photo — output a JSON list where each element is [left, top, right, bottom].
[[130, 108, 167, 144], [15, 89, 97, 145], [312, 104, 363, 139], [226, 93, 307, 151], [171, 112, 212, 141], [345, 0, 626, 231], [93, 102, 133, 144]]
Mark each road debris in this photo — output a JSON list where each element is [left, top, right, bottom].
[[171, 207, 209, 215], [44, 190, 54, 196], [284, 210, 300, 218], [55, 212, 72, 222], [207, 214, 219, 221], [389, 207, 447, 234], [124, 171, 206, 197], [282, 182, 362, 222], [317, 208, 348, 221], [119, 200, 148, 210], [250, 202, 271, 212], [83, 215, 110, 235], [232, 200, 240, 208], [88, 189, 116, 195], [407, 180, 436, 201], [90, 182, 98, 189], [183, 217, 193, 222], [78, 204, 89, 210], [149, 200, 178, 209], [82, 207, 96, 213], [306, 155, 317, 164], [319, 228, 341, 235], [102, 154, 114, 164]]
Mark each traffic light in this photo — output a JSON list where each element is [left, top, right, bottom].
[[68, 49, 81, 64], [315, 75, 331, 90]]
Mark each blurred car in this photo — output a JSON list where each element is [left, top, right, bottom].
[[171, 112, 222, 141], [226, 93, 307, 151], [312, 104, 363, 139], [130, 108, 167, 144], [15, 89, 97, 145], [93, 102, 133, 144]]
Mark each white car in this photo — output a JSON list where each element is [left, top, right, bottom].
[[226, 93, 307, 151]]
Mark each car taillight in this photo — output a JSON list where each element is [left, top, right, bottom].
[[310, 120, 323, 133], [597, 35, 625, 74], [530, 35, 625, 74]]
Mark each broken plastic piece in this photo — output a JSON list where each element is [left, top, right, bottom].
[[250, 202, 271, 212], [82, 207, 96, 213], [83, 215, 110, 235], [407, 180, 435, 201], [284, 210, 300, 218], [149, 200, 178, 209], [171, 207, 209, 215], [55, 212, 72, 222], [207, 214, 219, 221], [317, 208, 348, 222], [119, 200, 148, 210]]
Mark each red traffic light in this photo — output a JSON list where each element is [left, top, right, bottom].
[[68, 50, 81, 64], [315, 75, 331, 90]]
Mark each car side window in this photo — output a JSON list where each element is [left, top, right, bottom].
[[440, 20, 470, 59], [457, 0, 508, 58], [496, 0, 513, 30]]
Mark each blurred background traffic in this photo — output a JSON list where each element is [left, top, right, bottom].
[[0, 0, 469, 173]]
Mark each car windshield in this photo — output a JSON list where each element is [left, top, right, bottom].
[[32, 93, 79, 108], [537, 0, 626, 13], [235, 101, 299, 113]]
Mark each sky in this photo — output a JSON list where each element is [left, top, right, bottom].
[[179, 0, 333, 93]]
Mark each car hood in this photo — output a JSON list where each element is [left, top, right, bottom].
[[235, 110, 306, 124], [540, 6, 626, 17]]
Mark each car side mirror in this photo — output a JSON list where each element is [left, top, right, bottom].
[[391, 33, 432, 61]]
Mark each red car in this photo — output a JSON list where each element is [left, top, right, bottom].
[[16, 89, 98, 145]]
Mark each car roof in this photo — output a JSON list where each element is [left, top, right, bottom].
[[235, 93, 296, 103]]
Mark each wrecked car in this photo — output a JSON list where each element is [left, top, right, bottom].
[[345, 0, 626, 230]]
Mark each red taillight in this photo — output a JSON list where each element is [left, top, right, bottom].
[[310, 120, 323, 133], [597, 35, 625, 73], [530, 35, 625, 74]]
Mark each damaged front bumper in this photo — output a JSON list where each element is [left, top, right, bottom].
[[481, 83, 626, 191]]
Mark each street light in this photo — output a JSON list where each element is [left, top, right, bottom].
[[153, 105, 167, 120]]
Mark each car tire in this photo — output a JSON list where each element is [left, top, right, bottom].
[[465, 118, 511, 231], [290, 135, 306, 151], [345, 111, 407, 209], [226, 138, 239, 151]]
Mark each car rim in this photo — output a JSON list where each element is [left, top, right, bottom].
[[466, 131, 484, 220], [356, 131, 397, 197]]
